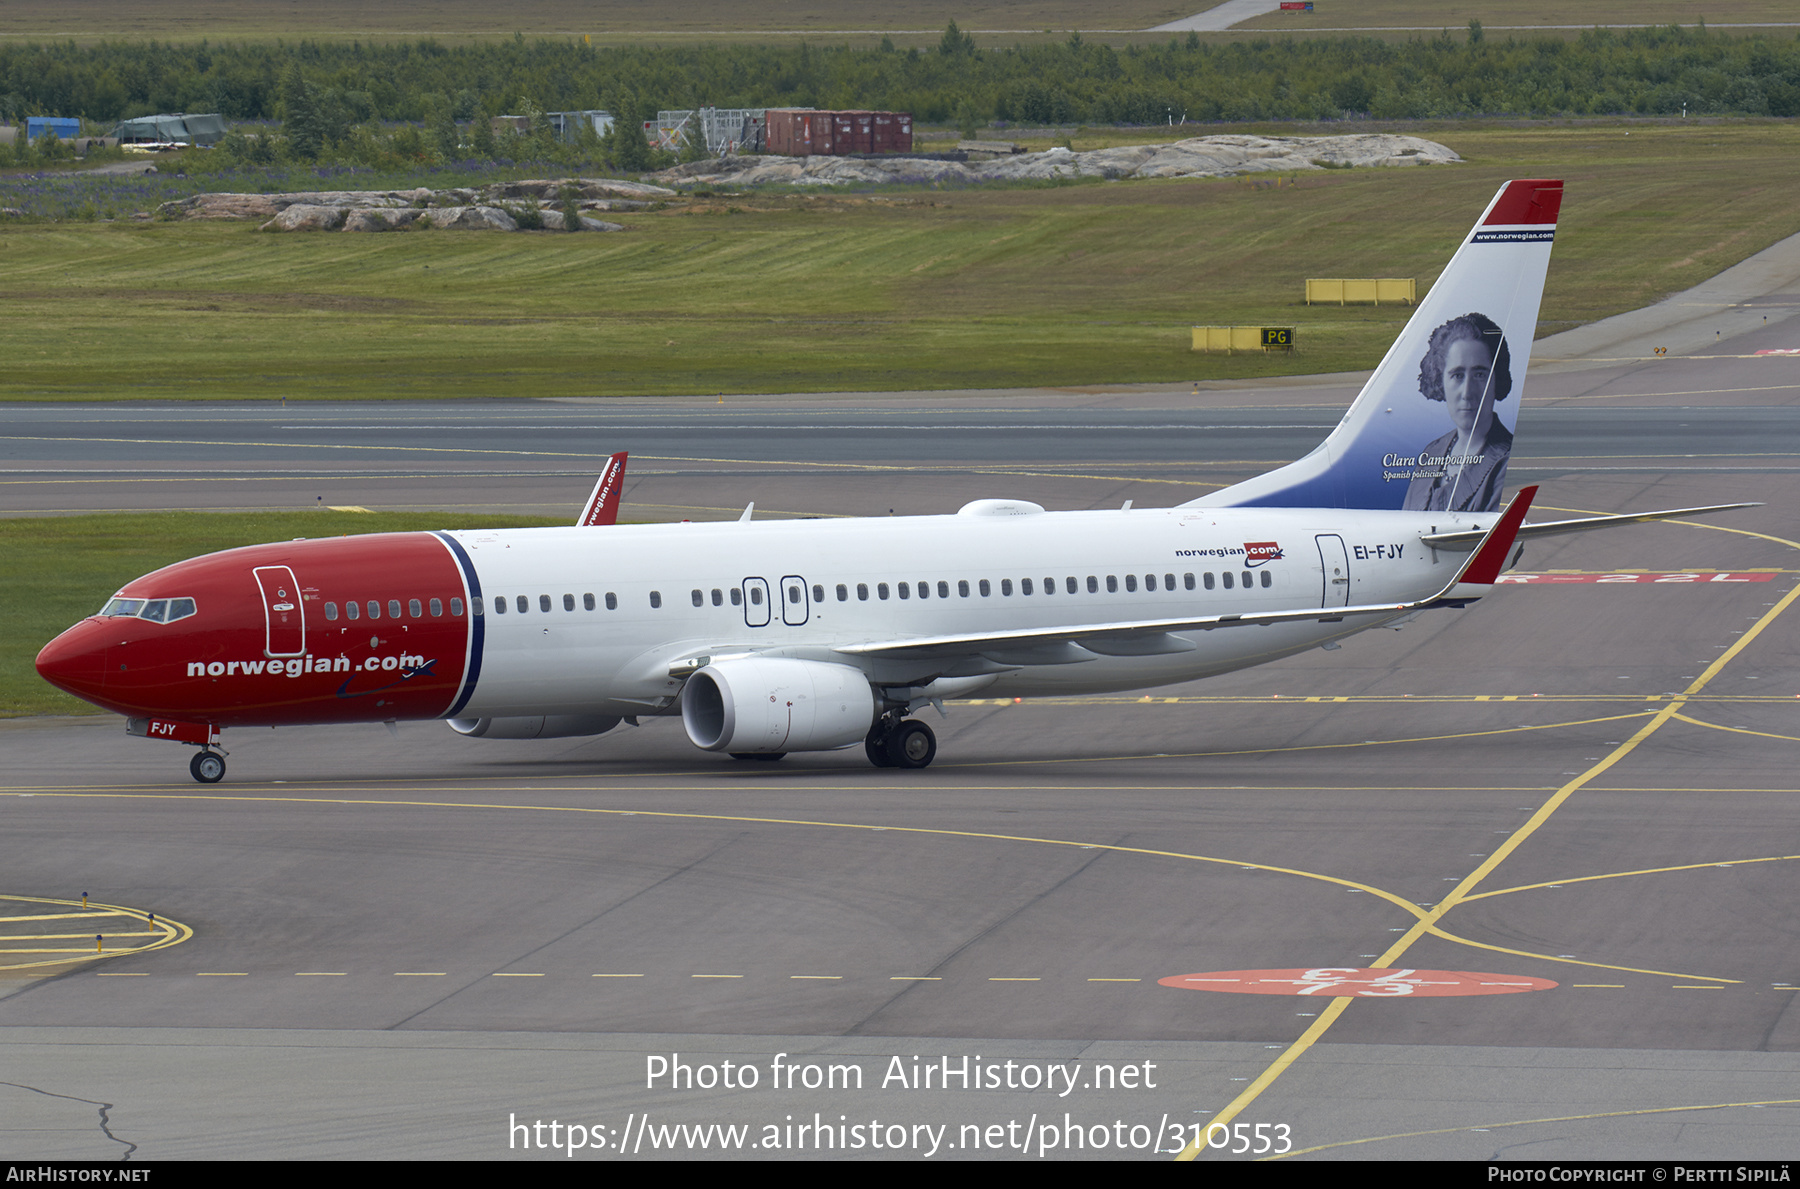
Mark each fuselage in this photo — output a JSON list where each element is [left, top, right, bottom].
[[36, 502, 1483, 729]]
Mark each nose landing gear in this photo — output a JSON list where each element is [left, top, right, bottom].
[[866, 717, 937, 769]]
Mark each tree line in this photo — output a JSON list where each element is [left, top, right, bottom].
[[2, 23, 1797, 141]]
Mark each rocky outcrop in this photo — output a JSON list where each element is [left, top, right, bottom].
[[418, 205, 520, 231], [152, 176, 670, 232], [650, 133, 1461, 188], [539, 209, 626, 232], [342, 208, 423, 232], [262, 203, 348, 232]]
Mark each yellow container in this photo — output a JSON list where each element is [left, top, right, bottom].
[[1305, 278, 1416, 305]]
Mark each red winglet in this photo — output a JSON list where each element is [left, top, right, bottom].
[[1483, 180, 1562, 226], [577, 452, 628, 526], [1459, 485, 1538, 585]]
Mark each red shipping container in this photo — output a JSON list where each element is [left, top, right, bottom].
[[833, 111, 872, 154], [870, 111, 912, 154]]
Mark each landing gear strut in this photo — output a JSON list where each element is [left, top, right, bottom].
[[189, 750, 226, 784], [866, 717, 936, 769]]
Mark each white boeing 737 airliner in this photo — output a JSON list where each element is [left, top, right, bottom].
[[35, 179, 1751, 781]]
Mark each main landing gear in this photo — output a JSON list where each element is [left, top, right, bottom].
[[189, 749, 226, 784], [866, 717, 937, 770]]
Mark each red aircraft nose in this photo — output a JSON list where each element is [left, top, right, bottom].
[[35, 618, 112, 706]]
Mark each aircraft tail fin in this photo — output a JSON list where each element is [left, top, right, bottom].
[[1188, 179, 1562, 514], [576, 451, 628, 526]]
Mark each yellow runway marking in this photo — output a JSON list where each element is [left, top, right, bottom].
[[1271, 1098, 1800, 1160], [0, 894, 191, 973], [1669, 713, 1800, 743], [1464, 853, 1800, 903]]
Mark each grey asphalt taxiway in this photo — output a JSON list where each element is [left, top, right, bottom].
[[4, 246, 1800, 1160]]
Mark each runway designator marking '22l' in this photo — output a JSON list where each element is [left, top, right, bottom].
[[36, 180, 1751, 781]]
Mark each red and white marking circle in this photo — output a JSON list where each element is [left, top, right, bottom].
[[1159, 967, 1558, 997]]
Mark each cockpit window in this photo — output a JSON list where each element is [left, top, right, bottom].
[[102, 596, 196, 623]]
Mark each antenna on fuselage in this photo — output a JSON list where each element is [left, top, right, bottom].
[[738, 502, 754, 522]]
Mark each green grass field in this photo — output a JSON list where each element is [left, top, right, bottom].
[[2, 511, 561, 717], [4, 121, 1798, 400], [0, 0, 1784, 41]]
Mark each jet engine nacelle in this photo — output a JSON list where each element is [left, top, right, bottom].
[[447, 715, 620, 740], [681, 657, 876, 754]]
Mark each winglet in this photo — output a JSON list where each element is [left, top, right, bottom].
[[576, 452, 628, 527], [1444, 484, 1537, 595]]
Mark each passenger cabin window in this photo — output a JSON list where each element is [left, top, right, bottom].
[[539, 595, 551, 613], [898, 583, 909, 600], [516, 595, 528, 613], [368, 601, 382, 619], [958, 580, 970, 597], [605, 593, 617, 610], [565, 594, 577, 611], [453, 598, 465, 616], [431, 598, 443, 616], [1001, 579, 1013, 596], [1106, 576, 1118, 593], [584, 594, 595, 611], [1066, 577, 1077, 594], [469, 597, 481, 616], [1125, 575, 1137, 593], [712, 589, 724, 607], [1204, 573, 1215, 591], [730, 588, 741, 606], [878, 584, 890, 600], [837, 584, 849, 602], [1021, 578, 1033, 595], [1184, 573, 1196, 591], [410, 599, 423, 617], [493, 597, 506, 614], [857, 584, 868, 601], [649, 591, 662, 608], [389, 600, 403, 618], [1261, 571, 1272, 588], [325, 602, 339, 621], [1087, 576, 1098, 594], [347, 601, 360, 620], [979, 579, 991, 597], [813, 584, 825, 602], [1222, 572, 1234, 589], [692, 589, 704, 608]]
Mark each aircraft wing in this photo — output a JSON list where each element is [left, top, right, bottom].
[[839, 488, 1537, 661], [1418, 502, 1756, 552], [575, 452, 629, 526]]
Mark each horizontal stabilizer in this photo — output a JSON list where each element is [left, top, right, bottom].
[[1420, 502, 1758, 552]]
